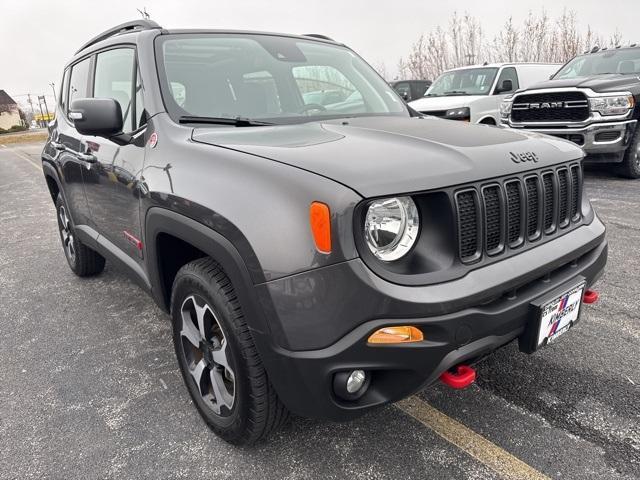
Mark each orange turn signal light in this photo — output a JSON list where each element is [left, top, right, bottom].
[[310, 202, 331, 254], [367, 326, 424, 344]]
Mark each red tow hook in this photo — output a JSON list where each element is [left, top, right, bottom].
[[583, 289, 599, 304], [440, 365, 476, 389]]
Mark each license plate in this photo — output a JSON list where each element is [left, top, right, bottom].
[[536, 283, 585, 348]]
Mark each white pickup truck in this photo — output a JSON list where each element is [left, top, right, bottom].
[[409, 63, 560, 125]]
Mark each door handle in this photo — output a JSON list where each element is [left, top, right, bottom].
[[51, 141, 65, 151], [77, 152, 97, 163]]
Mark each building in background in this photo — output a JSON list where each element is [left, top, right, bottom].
[[0, 90, 22, 131]]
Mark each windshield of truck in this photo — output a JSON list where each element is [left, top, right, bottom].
[[553, 48, 640, 79], [425, 67, 498, 96], [156, 34, 408, 124]]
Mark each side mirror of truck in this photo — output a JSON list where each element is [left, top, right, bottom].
[[495, 79, 513, 94]]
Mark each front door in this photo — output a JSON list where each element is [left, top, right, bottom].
[[82, 47, 147, 265]]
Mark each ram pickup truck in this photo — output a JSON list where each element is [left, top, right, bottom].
[[43, 20, 607, 445], [500, 45, 640, 178]]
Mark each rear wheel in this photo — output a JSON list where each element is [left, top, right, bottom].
[[55, 194, 105, 276], [170, 257, 288, 445], [617, 125, 640, 179]]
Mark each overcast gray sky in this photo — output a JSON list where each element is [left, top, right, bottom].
[[1, 0, 638, 108]]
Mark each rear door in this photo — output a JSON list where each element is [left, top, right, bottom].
[[81, 46, 147, 265]]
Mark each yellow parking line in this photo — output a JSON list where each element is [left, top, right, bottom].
[[10, 148, 42, 172], [396, 396, 550, 480]]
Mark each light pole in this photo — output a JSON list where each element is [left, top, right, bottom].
[[49, 83, 56, 101]]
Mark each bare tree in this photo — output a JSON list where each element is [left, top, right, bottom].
[[397, 9, 624, 80]]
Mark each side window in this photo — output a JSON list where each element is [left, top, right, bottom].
[[292, 65, 356, 107], [67, 57, 92, 117], [495, 67, 519, 94], [94, 48, 135, 132]]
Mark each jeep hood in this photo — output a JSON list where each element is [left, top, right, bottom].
[[408, 95, 485, 112], [523, 73, 640, 94], [191, 116, 582, 198]]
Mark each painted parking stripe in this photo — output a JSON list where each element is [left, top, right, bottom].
[[9, 148, 42, 172], [397, 396, 550, 480]]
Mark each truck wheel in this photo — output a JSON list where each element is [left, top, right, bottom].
[[55, 194, 105, 276], [617, 125, 640, 179], [170, 257, 288, 445]]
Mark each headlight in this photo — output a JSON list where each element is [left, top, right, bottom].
[[589, 95, 634, 116], [499, 99, 513, 117], [364, 196, 419, 262], [445, 107, 470, 121]]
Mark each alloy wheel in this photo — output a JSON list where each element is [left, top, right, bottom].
[[58, 205, 76, 264], [179, 294, 236, 415]]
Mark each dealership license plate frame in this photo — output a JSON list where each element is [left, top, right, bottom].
[[519, 277, 587, 353]]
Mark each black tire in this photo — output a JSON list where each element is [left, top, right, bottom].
[[617, 124, 640, 179], [55, 194, 105, 277], [170, 257, 288, 445]]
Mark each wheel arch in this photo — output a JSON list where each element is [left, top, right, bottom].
[[42, 161, 62, 204], [145, 207, 271, 337], [478, 116, 497, 125]]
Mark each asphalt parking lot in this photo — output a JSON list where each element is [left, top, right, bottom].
[[1, 141, 638, 480]]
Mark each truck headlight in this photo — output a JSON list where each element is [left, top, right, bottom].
[[499, 99, 513, 117], [589, 95, 634, 116], [364, 196, 419, 262], [445, 107, 470, 121]]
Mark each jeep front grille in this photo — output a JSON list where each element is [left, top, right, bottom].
[[454, 163, 583, 264], [511, 91, 589, 123]]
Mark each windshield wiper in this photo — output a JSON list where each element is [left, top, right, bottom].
[[444, 90, 470, 95], [178, 115, 274, 127]]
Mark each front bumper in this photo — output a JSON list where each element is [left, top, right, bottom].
[[505, 120, 637, 163], [252, 218, 607, 421]]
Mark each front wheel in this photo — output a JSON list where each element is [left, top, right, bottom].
[[617, 125, 640, 179], [170, 257, 288, 445]]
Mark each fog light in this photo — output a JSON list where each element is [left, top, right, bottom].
[[346, 370, 366, 393], [333, 369, 370, 400], [368, 326, 423, 344]]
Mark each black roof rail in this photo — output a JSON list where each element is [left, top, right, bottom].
[[303, 33, 335, 42], [76, 19, 162, 54]]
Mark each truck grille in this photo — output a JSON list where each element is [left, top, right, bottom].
[[511, 91, 589, 123], [454, 164, 583, 263]]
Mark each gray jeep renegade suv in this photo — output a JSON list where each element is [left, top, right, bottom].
[[42, 20, 607, 444]]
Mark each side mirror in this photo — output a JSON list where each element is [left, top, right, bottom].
[[69, 98, 123, 137], [496, 79, 513, 94], [400, 91, 410, 101]]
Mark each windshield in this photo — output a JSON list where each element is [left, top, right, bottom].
[[554, 48, 640, 79], [156, 34, 407, 124], [425, 67, 498, 96]]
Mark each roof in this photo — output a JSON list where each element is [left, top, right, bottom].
[[71, 19, 343, 63], [445, 62, 561, 72], [0, 90, 17, 106]]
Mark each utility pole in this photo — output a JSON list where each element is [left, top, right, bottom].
[[37, 98, 45, 128], [39, 95, 50, 123], [27, 94, 35, 116]]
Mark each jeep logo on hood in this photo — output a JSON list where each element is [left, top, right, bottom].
[[510, 151, 539, 164]]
